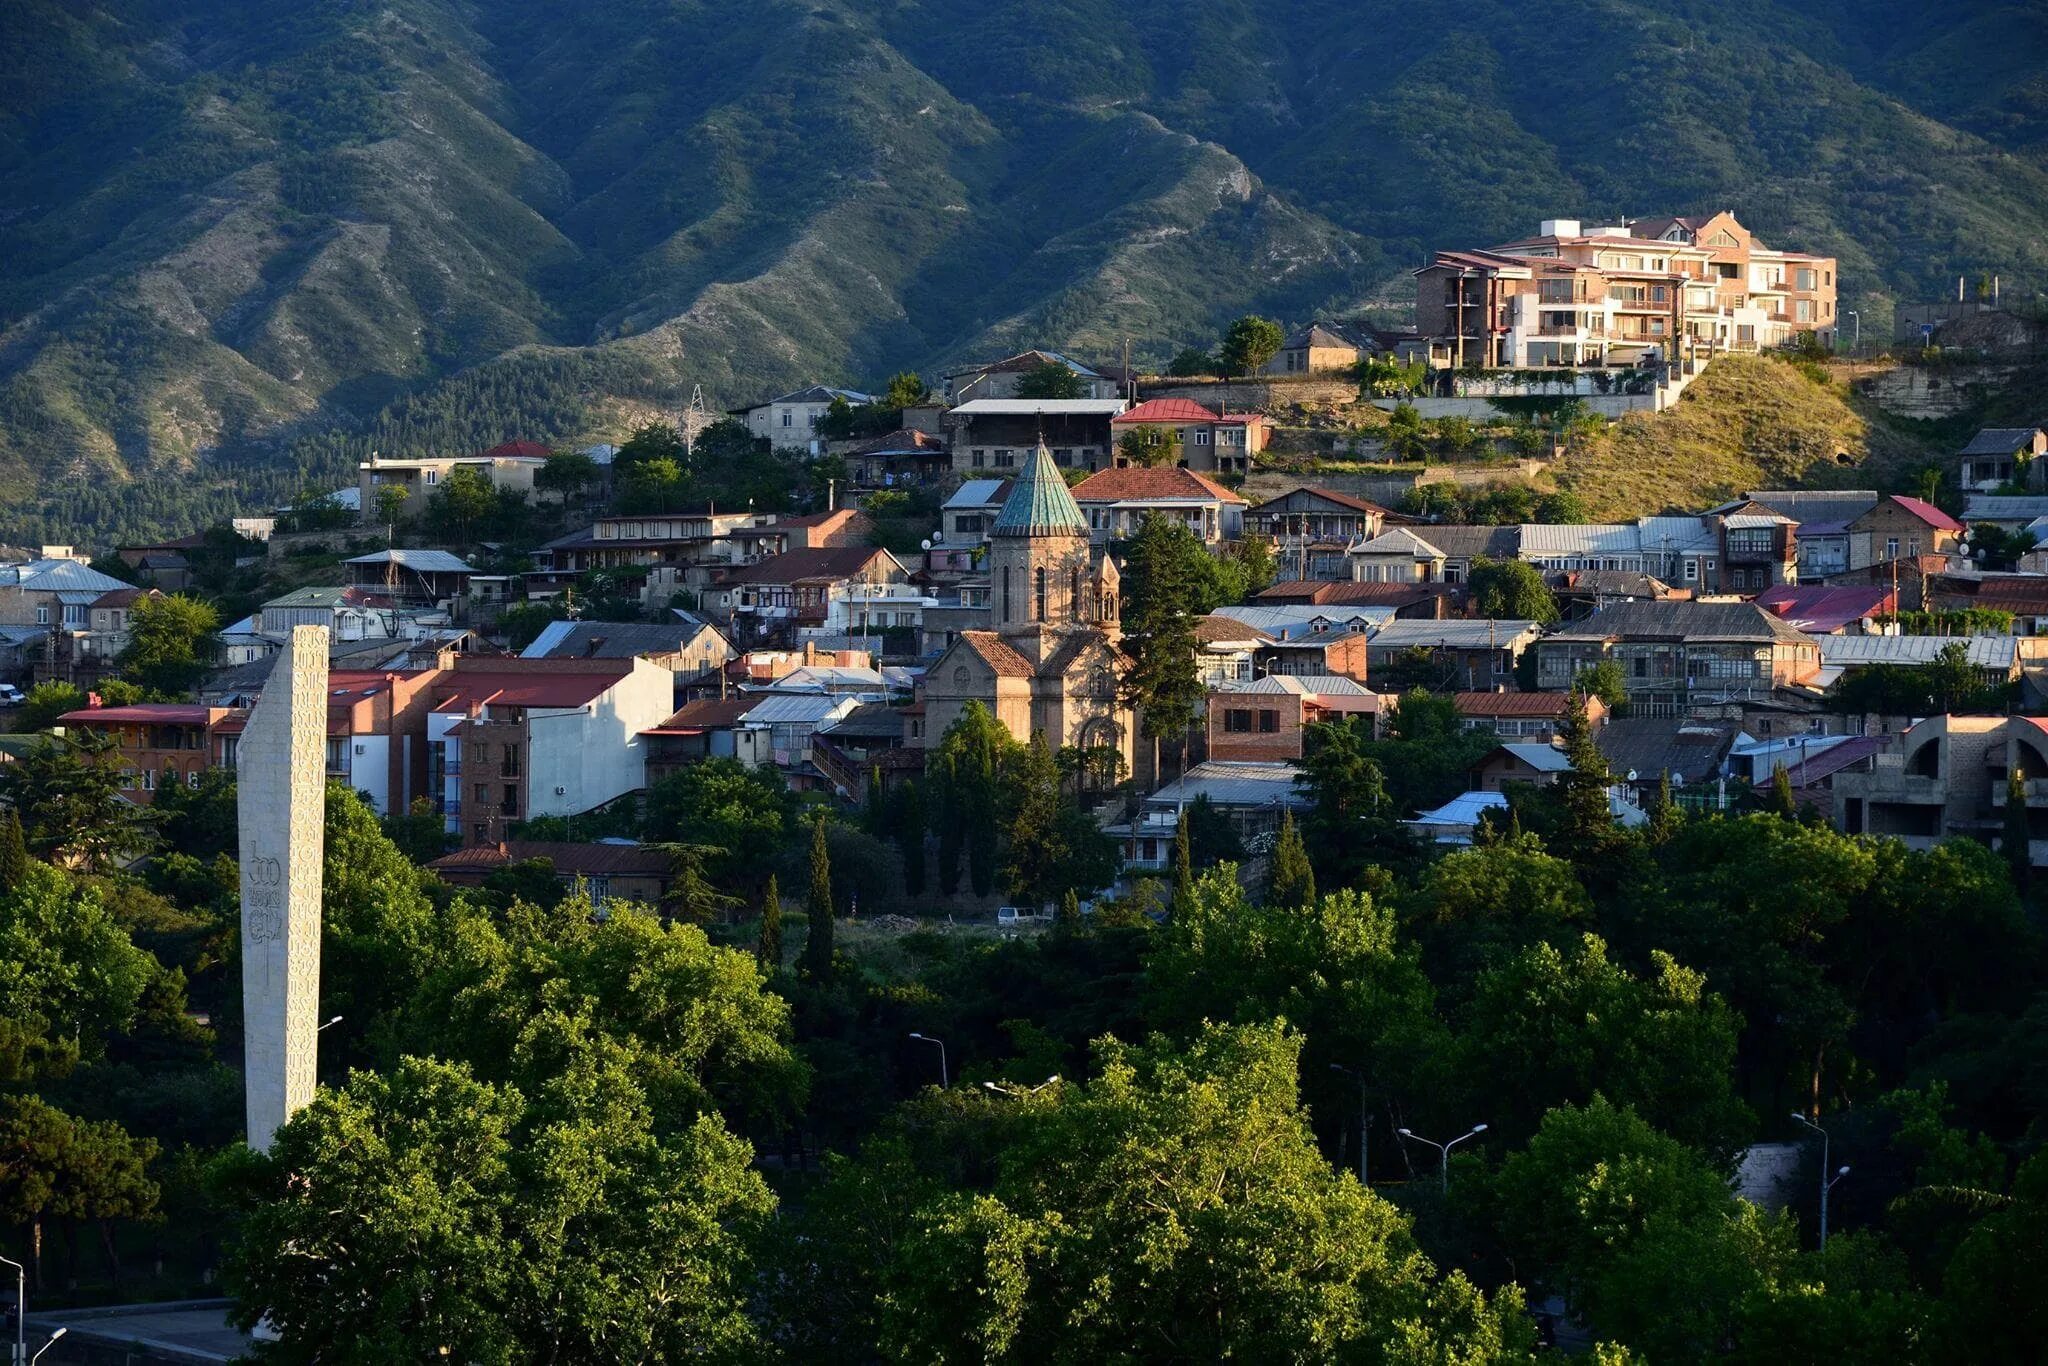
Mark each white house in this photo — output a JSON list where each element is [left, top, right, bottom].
[[738, 385, 875, 443]]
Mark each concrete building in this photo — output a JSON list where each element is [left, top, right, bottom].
[[1832, 716, 2036, 857], [737, 385, 875, 444], [1451, 690, 1605, 741], [1367, 618, 1544, 691], [1108, 398, 1270, 475], [705, 546, 910, 644], [356, 443, 551, 521], [1249, 487, 1392, 581], [58, 702, 229, 801], [942, 350, 1118, 403], [947, 398, 1128, 475], [1414, 211, 1838, 368], [425, 656, 674, 846]]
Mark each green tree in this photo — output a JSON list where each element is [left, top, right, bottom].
[[373, 482, 410, 527], [427, 465, 496, 543], [1942, 1151, 2048, 1359], [15, 680, 84, 731], [1219, 315, 1284, 376], [0, 1096, 159, 1289], [1553, 691, 1618, 861], [1013, 361, 1085, 400], [0, 862, 157, 1084], [0, 806, 29, 893], [398, 895, 804, 1130], [535, 450, 599, 508], [895, 780, 927, 898], [1575, 658, 1628, 710], [1167, 347, 1217, 377], [1268, 808, 1316, 908], [612, 420, 687, 477], [1120, 514, 1205, 759], [1455, 934, 1752, 1153], [931, 702, 1018, 899], [1468, 556, 1560, 624], [0, 731, 155, 869], [1005, 733, 1117, 908], [1406, 832, 1591, 996], [115, 591, 221, 696], [1646, 770, 1683, 845], [218, 1055, 773, 1361], [1170, 815, 1193, 912], [1057, 887, 1081, 932], [803, 812, 836, 980], [641, 759, 792, 889], [757, 873, 784, 971], [1769, 761, 1798, 818], [1116, 427, 1181, 469], [882, 371, 931, 409], [2006, 765, 2031, 894], [796, 1022, 1532, 1364]]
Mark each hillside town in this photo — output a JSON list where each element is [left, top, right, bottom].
[[7, 214, 2036, 882], [6, 206, 2048, 1361]]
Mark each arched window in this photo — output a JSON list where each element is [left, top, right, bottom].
[[1035, 566, 1048, 622], [1070, 566, 1082, 622], [1000, 566, 1011, 622]]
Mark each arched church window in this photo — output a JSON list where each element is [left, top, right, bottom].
[[1035, 566, 1048, 621], [1000, 566, 1010, 622]]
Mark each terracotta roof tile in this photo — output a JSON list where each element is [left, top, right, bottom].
[[958, 631, 1035, 678]]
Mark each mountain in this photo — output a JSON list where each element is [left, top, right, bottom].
[[3, 0, 2045, 541]]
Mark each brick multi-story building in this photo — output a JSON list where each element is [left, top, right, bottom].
[[1107, 398, 1270, 476], [1206, 675, 1382, 762], [1414, 211, 1838, 367]]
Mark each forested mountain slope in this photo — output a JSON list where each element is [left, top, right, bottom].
[[3, 0, 2043, 540]]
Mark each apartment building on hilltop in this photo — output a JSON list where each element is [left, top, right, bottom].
[[1415, 211, 1837, 368]]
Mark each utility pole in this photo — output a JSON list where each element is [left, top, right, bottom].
[[1792, 1112, 1850, 1249]]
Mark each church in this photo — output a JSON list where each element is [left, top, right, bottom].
[[920, 441, 1137, 781]]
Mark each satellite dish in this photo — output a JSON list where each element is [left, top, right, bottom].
[[1626, 770, 1639, 782], [1672, 772, 1686, 787], [920, 538, 933, 551]]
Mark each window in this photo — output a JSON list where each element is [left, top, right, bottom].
[[34, 605, 48, 625], [1684, 560, 1699, 582], [1886, 537, 1899, 559], [1257, 710, 1281, 733], [1192, 430, 1211, 446], [1224, 709, 1253, 733], [1035, 566, 1047, 621], [1797, 268, 1817, 291], [424, 469, 439, 485], [781, 411, 793, 427], [1796, 299, 1814, 322], [1000, 566, 1010, 621]]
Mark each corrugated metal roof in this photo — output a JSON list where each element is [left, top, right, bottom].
[[944, 479, 1010, 509], [739, 694, 857, 725], [345, 549, 475, 573], [1145, 760, 1311, 810], [1368, 619, 1542, 649], [1817, 635, 2018, 669], [1212, 605, 1391, 637], [0, 560, 130, 594]]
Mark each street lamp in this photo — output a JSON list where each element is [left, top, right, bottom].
[[907, 1033, 948, 1088], [1845, 310, 1860, 351], [1396, 1124, 1488, 1193], [29, 1329, 63, 1366], [1791, 1112, 1851, 1249], [1328, 1064, 1370, 1185], [1, 1251, 23, 1366], [318, 1015, 343, 1033], [981, 1075, 1060, 1098]]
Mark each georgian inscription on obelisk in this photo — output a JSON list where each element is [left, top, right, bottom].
[[237, 626, 329, 1152]]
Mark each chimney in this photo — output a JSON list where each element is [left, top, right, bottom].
[[827, 478, 837, 512]]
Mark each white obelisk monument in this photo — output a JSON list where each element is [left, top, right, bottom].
[[237, 626, 329, 1152]]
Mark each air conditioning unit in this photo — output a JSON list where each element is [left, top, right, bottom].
[[354, 743, 366, 755], [554, 785, 567, 796]]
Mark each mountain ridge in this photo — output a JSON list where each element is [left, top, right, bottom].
[[2, 0, 2044, 541]]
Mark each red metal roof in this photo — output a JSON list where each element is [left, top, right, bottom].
[[1451, 691, 1573, 718], [61, 705, 215, 725], [480, 440, 552, 460], [1112, 398, 1223, 425], [432, 663, 633, 711], [1890, 495, 1964, 533]]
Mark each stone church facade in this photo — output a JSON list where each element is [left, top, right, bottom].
[[921, 442, 1136, 779]]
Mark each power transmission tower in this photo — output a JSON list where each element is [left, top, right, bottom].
[[680, 384, 713, 459]]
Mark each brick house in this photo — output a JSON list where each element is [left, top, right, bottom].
[[1108, 398, 1270, 475], [1207, 675, 1383, 761], [1069, 466, 1249, 546]]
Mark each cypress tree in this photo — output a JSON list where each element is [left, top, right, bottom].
[[2005, 767, 2031, 894], [0, 808, 28, 893], [757, 873, 783, 971], [1057, 887, 1082, 933], [802, 813, 835, 980], [1647, 770, 1683, 845], [1769, 762, 1798, 820], [1170, 814, 1194, 913], [1557, 690, 1615, 850], [1269, 808, 1315, 909], [896, 781, 927, 898]]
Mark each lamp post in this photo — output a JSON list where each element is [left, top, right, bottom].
[[1328, 1064, 1369, 1185], [1, 1251, 23, 1366], [981, 1076, 1060, 1099], [1845, 310, 1860, 351], [1791, 1112, 1850, 1249], [318, 1015, 343, 1033], [908, 1033, 948, 1088], [29, 1329, 63, 1366], [1396, 1124, 1488, 1193]]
